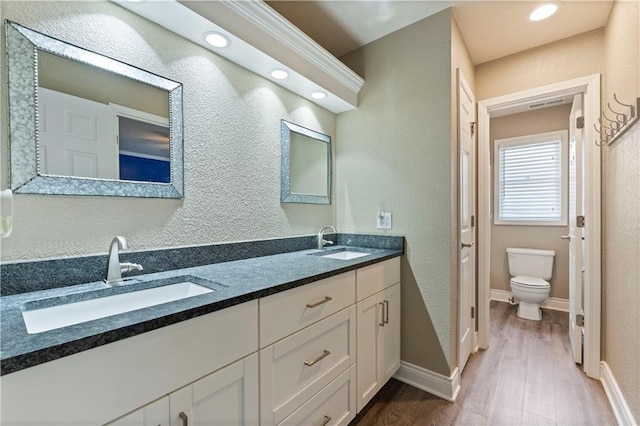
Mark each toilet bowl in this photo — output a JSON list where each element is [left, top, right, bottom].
[[507, 248, 555, 321]]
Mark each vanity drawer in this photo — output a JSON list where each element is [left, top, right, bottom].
[[260, 306, 356, 426], [260, 271, 355, 347], [278, 365, 356, 426], [356, 257, 400, 301]]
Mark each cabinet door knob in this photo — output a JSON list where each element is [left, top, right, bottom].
[[379, 302, 385, 327], [179, 411, 188, 426], [306, 296, 332, 308], [384, 300, 390, 324], [321, 415, 332, 426], [304, 349, 331, 366]]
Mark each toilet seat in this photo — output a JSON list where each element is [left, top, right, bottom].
[[511, 275, 550, 288]]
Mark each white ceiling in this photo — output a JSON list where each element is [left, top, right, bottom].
[[267, 0, 614, 64]]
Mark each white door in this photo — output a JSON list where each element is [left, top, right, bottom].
[[170, 354, 259, 426], [38, 87, 117, 179], [457, 69, 476, 373], [568, 94, 584, 364]]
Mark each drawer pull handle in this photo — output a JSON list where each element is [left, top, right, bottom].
[[321, 415, 332, 426], [305, 350, 331, 366], [306, 296, 332, 308], [379, 302, 385, 327], [384, 300, 390, 324], [179, 411, 188, 426]]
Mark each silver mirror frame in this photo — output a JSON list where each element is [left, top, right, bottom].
[[280, 120, 331, 205], [5, 21, 184, 198]]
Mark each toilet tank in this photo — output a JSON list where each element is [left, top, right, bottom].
[[507, 248, 555, 280]]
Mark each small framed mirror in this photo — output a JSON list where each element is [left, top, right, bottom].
[[5, 21, 184, 198], [280, 120, 331, 204]]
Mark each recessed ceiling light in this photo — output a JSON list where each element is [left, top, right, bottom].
[[311, 91, 327, 100], [529, 3, 558, 21], [271, 69, 289, 80], [204, 32, 230, 48]]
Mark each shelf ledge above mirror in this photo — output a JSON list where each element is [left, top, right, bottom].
[[112, 0, 364, 114]]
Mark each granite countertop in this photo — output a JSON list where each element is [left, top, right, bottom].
[[0, 245, 402, 375]]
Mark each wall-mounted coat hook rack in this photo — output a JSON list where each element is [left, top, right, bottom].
[[595, 94, 639, 146]]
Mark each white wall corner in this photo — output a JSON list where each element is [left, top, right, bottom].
[[600, 361, 638, 426], [393, 361, 461, 402], [490, 289, 569, 312]]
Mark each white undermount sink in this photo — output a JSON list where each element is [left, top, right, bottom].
[[321, 250, 370, 260], [22, 281, 214, 334]]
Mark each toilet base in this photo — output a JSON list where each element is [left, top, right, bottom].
[[517, 301, 542, 321]]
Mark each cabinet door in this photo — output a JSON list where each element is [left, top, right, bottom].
[[381, 283, 401, 383], [356, 293, 383, 413], [170, 353, 259, 426], [106, 397, 169, 426]]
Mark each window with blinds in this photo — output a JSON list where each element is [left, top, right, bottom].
[[494, 130, 568, 225]]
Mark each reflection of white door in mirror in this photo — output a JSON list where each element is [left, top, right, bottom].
[[38, 87, 116, 179]]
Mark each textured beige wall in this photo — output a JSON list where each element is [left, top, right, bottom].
[[602, 0, 640, 422], [476, 28, 605, 100], [338, 10, 454, 376], [0, 1, 336, 262], [490, 105, 571, 300]]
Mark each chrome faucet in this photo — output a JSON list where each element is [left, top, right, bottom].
[[317, 226, 337, 250], [105, 236, 143, 285]]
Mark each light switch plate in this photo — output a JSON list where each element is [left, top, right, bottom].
[[377, 212, 392, 229]]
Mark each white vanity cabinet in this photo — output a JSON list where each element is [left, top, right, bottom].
[[355, 258, 401, 413], [106, 354, 259, 426], [259, 272, 357, 426], [1, 300, 259, 425], [1, 256, 401, 426]]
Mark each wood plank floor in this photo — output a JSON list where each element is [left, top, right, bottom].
[[350, 301, 616, 425]]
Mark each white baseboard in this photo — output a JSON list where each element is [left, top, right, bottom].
[[600, 361, 638, 426], [393, 361, 460, 402], [490, 289, 569, 312]]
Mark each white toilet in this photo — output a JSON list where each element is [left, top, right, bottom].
[[506, 247, 555, 321]]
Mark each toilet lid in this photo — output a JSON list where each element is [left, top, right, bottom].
[[512, 275, 550, 288]]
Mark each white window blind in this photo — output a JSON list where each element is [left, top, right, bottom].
[[494, 131, 567, 225]]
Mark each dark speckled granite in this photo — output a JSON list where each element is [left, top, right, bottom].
[[1, 235, 323, 296], [1, 234, 404, 375], [337, 234, 403, 250]]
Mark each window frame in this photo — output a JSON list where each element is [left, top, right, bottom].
[[493, 130, 568, 226]]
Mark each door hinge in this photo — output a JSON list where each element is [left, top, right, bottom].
[[471, 306, 475, 319], [470, 121, 477, 137], [576, 314, 585, 327], [577, 215, 585, 228], [576, 116, 585, 129], [471, 215, 475, 227]]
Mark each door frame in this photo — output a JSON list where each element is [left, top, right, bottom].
[[477, 74, 601, 379]]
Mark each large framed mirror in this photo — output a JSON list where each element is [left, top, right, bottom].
[[5, 21, 184, 198], [280, 120, 331, 204]]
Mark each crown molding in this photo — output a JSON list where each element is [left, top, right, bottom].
[[220, 1, 364, 94]]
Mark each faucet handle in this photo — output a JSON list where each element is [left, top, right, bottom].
[[120, 262, 143, 274], [322, 239, 334, 247]]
